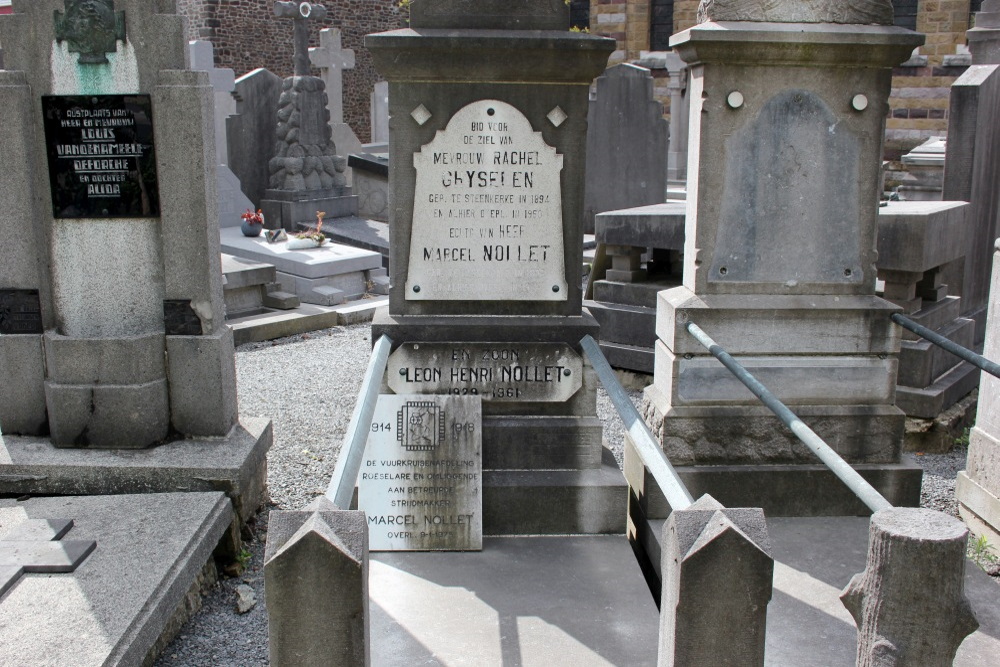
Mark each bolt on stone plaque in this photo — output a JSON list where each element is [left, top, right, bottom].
[[360, 394, 482, 551], [406, 99, 567, 301]]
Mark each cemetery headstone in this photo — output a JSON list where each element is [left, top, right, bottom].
[[958, 241, 1000, 550], [583, 64, 668, 234], [227, 67, 283, 207], [0, 0, 269, 516], [359, 394, 482, 550], [310, 27, 364, 186], [367, 0, 624, 534], [896, 136, 946, 202], [640, 0, 924, 514], [370, 80, 389, 144], [260, 1, 359, 231], [942, 64, 1000, 343], [969, 0, 1000, 65], [664, 51, 689, 199], [188, 39, 253, 228]]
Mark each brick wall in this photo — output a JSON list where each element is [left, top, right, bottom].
[[178, 0, 407, 144]]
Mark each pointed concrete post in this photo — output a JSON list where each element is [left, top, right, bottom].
[[265, 496, 369, 667], [841, 508, 979, 667], [658, 494, 773, 667]]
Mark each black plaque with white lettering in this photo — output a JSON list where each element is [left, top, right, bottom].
[[41, 95, 160, 219], [0, 290, 43, 335]]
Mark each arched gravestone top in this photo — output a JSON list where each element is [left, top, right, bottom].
[[697, 0, 894, 25], [409, 0, 569, 30]]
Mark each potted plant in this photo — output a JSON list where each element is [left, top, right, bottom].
[[287, 211, 329, 249], [240, 208, 265, 237]]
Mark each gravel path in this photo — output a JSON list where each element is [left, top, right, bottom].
[[154, 323, 984, 666]]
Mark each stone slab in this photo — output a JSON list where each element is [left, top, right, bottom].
[[322, 215, 390, 266], [0, 418, 271, 523], [482, 415, 602, 470], [0, 334, 46, 435], [227, 298, 387, 346], [655, 289, 901, 356], [599, 340, 655, 375], [220, 227, 381, 279], [585, 300, 657, 348], [594, 202, 686, 249], [221, 253, 276, 290], [592, 279, 679, 310], [895, 361, 982, 419], [370, 535, 658, 666], [624, 435, 921, 518], [897, 317, 975, 388], [0, 492, 232, 667], [876, 200, 969, 273], [482, 447, 626, 535]]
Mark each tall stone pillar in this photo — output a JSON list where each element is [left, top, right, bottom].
[[367, 0, 624, 534], [642, 0, 925, 514]]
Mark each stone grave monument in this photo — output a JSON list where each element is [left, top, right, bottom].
[[639, 0, 925, 515], [942, 62, 1000, 344], [366, 0, 623, 534], [310, 26, 363, 184], [227, 66, 283, 207], [958, 241, 1000, 549], [0, 1, 268, 662], [370, 80, 389, 144], [188, 40, 256, 227], [0, 0, 269, 520], [259, 1, 359, 231], [188, 39, 253, 228], [583, 63, 668, 234]]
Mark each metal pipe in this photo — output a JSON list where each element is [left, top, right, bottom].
[[580, 335, 694, 511], [684, 322, 893, 514], [891, 312, 1000, 379], [326, 334, 394, 509]]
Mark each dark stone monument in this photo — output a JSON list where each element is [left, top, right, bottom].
[[259, 1, 359, 230], [367, 0, 623, 534]]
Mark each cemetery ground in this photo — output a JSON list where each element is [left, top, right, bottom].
[[151, 323, 998, 667]]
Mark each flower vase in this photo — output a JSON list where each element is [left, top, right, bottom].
[[241, 221, 264, 237]]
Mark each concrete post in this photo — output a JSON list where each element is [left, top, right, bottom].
[[841, 507, 979, 666], [658, 494, 773, 667], [265, 496, 369, 667]]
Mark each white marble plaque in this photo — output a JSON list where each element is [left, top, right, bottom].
[[388, 342, 583, 402], [360, 395, 482, 551], [407, 99, 567, 300]]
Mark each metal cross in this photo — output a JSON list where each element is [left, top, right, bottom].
[[274, 1, 329, 77], [0, 519, 97, 598]]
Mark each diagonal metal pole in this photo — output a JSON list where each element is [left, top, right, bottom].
[[892, 312, 1000, 379], [326, 334, 393, 509], [684, 322, 892, 514], [580, 335, 694, 511]]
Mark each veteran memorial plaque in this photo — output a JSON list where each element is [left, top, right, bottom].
[[42, 95, 160, 219], [360, 394, 483, 551], [388, 342, 583, 402], [406, 99, 567, 301]]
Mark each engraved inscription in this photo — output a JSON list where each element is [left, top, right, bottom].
[[42, 95, 160, 219], [0, 290, 43, 335], [388, 342, 583, 402], [407, 99, 566, 300], [360, 395, 482, 551]]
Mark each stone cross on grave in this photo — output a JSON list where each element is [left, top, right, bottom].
[[310, 28, 355, 124], [0, 519, 96, 598], [274, 1, 328, 77]]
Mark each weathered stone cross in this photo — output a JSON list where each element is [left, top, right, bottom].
[[0, 519, 97, 598], [274, 1, 329, 77], [310, 28, 355, 124]]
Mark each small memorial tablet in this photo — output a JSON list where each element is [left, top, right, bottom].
[[406, 99, 567, 301], [42, 95, 160, 219], [388, 342, 583, 402], [360, 395, 482, 551]]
